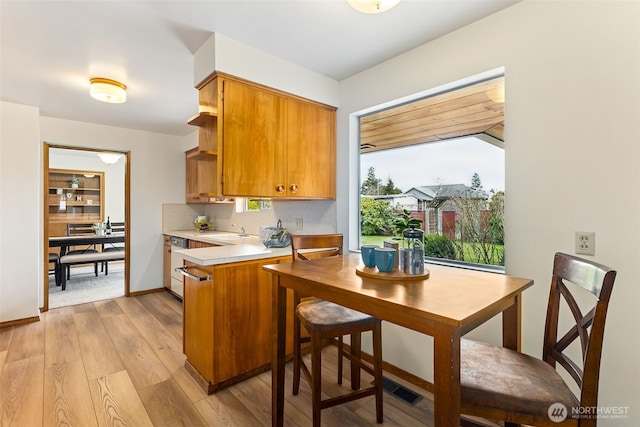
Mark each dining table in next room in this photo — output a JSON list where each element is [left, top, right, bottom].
[[263, 253, 534, 427]]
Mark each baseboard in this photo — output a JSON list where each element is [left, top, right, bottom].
[[0, 315, 40, 329], [128, 287, 165, 297], [332, 339, 434, 394]]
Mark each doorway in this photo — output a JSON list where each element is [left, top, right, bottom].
[[43, 143, 131, 311]]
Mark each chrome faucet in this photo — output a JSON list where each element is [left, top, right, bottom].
[[232, 224, 247, 236]]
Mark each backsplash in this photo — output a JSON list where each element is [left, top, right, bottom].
[[162, 203, 205, 231], [162, 200, 337, 235]]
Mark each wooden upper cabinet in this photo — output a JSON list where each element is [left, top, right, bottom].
[[220, 76, 336, 199], [285, 98, 336, 198], [221, 79, 286, 197]]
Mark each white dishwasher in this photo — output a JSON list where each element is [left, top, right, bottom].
[[169, 236, 189, 298]]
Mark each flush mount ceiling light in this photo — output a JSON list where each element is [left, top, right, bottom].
[[347, 0, 401, 14], [98, 152, 122, 164], [89, 77, 127, 103]]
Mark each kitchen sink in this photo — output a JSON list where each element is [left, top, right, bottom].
[[196, 233, 256, 241]]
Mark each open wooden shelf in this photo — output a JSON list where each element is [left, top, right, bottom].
[[187, 110, 218, 126]]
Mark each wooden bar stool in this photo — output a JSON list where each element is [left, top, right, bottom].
[[291, 234, 383, 427]]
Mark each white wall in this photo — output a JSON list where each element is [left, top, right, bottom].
[[194, 32, 340, 107], [39, 117, 190, 296], [337, 1, 640, 422], [0, 102, 42, 322]]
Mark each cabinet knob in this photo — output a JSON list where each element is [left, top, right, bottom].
[[289, 184, 299, 193], [275, 184, 285, 194]]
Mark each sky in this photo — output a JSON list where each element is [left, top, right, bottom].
[[360, 136, 505, 194]]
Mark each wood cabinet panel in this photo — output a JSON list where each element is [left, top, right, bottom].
[[221, 79, 285, 197], [183, 261, 214, 382], [219, 75, 336, 199], [182, 255, 292, 393], [286, 98, 336, 198], [212, 258, 274, 381]]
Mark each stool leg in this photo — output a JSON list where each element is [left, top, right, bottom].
[[293, 313, 301, 395], [373, 323, 383, 423], [337, 336, 343, 385], [350, 332, 362, 390], [311, 332, 322, 427]]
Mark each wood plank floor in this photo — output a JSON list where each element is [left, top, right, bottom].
[[0, 291, 496, 426]]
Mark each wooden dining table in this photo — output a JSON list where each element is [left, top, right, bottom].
[[48, 233, 125, 256], [264, 253, 534, 426]]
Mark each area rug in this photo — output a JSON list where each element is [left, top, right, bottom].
[[49, 263, 124, 309]]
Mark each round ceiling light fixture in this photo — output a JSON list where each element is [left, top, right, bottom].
[[97, 152, 123, 164], [89, 77, 127, 103], [347, 0, 401, 14]]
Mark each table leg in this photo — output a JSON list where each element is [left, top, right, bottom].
[[272, 275, 286, 427], [433, 325, 461, 426], [502, 294, 521, 351]]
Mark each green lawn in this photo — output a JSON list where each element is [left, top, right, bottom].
[[359, 234, 504, 266]]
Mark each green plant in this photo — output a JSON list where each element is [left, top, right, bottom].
[[360, 197, 396, 235], [392, 208, 422, 236], [423, 234, 456, 259], [69, 176, 81, 186]]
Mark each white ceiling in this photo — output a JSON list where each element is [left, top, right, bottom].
[[0, 0, 518, 136]]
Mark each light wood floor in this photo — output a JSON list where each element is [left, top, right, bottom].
[[0, 291, 490, 426]]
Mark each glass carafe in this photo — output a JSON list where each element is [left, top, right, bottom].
[[401, 225, 425, 275]]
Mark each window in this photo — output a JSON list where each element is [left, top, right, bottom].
[[358, 76, 505, 269]]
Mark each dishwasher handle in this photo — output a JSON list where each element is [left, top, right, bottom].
[[175, 266, 211, 282]]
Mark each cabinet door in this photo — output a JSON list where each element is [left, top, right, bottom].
[[183, 262, 214, 382], [286, 99, 336, 198], [222, 79, 285, 197]]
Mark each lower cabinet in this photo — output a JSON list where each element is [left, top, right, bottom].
[[183, 255, 293, 393]]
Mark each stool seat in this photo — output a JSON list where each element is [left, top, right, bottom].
[[297, 299, 378, 331]]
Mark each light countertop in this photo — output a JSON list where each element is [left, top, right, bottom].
[[165, 229, 291, 266]]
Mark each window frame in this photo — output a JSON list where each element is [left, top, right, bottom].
[[349, 70, 505, 272]]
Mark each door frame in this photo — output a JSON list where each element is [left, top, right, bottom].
[[43, 143, 131, 311]]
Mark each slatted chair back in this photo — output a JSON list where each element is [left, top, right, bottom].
[[109, 221, 125, 233], [543, 252, 617, 411], [67, 223, 95, 235], [291, 234, 343, 262]]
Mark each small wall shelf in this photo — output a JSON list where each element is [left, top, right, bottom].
[[187, 110, 218, 126]]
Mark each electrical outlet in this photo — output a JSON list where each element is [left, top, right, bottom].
[[575, 231, 595, 256], [295, 218, 303, 230]]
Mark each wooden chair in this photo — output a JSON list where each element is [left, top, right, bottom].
[[102, 221, 125, 275], [65, 223, 100, 278], [291, 234, 383, 427], [48, 252, 60, 286], [460, 252, 617, 427]]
